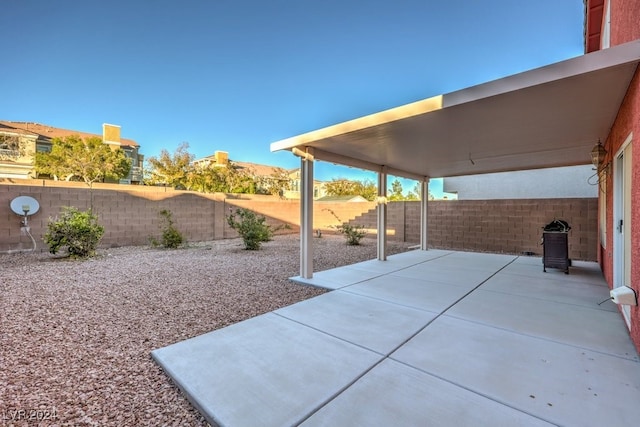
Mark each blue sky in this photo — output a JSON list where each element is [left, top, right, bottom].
[[1, 0, 584, 196]]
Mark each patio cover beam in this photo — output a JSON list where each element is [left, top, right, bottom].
[[308, 147, 428, 182], [294, 147, 314, 279], [377, 168, 388, 261], [420, 179, 429, 251]]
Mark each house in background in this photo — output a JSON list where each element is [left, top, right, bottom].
[[0, 121, 144, 184], [193, 151, 285, 181], [443, 165, 598, 200], [192, 150, 231, 168], [285, 168, 327, 200], [194, 150, 327, 198]]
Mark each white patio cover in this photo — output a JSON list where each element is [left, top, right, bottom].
[[271, 39, 640, 278]]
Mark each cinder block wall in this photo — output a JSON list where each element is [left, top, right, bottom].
[[1, 181, 597, 260], [0, 181, 370, 252], [1, 181, 223, 251], [350, 199, 598, 261]]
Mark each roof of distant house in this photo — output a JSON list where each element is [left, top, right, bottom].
[[193, 154, 324, 182], [194, 154, 287, 177], [0, 121, 139, 147], [234, 161, 286, 177]]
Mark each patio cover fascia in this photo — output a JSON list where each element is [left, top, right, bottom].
[[271, 39, 640, 279]]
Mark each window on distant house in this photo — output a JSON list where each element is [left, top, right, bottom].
[[36, 143, 51, 153], [0, 135, 21, 158]]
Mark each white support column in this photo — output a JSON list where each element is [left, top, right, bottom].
[[420, 178, 429, 251], [377, 168, 388, 261], [296, 148, 314, 279]]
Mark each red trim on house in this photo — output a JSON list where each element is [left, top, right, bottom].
[[585, 0, 605, 53]]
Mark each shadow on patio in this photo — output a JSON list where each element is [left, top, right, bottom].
[[152, 249, 640, 427]]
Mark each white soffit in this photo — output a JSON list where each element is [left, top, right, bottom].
[[270, 39, 640, 179]]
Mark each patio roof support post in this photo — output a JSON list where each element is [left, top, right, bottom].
[[420, 178, 429, 251], [293, 147, 314, 279], [377, 167, 388, 261]]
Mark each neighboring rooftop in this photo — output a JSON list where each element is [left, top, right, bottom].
[[0, 121, 139, 147], [234, 161, 288, 177], [194, 151, 289, 177]]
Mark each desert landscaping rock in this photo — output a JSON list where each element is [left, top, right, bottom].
[[0, 234, 411, 426]]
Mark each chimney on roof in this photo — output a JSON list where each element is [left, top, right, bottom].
[[103, 123, 121, 145], [215, 151, 229, 165]]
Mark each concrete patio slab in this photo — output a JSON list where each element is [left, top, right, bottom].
[[301, 358, 554, 427], [291, 249, 453, 289], [291, 265, 384, 289], [275, 290, 436, 354], [497, 258, 552, 276], [389, 263, 498, 289], [152, 251, 640, 426], [152, 313, 382, 427], [482, 271, 619, 312], [347, 249, 452, 274], [391, 316, 640, 427], [421, 251, 517, 272], [446, 288, 638, 358], [502, 257, 608, 286], [342, 274, 470, 313]]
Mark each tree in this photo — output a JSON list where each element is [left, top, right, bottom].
[[224, 162, 256, 193], [144, 142, 194, 189], [253, 167, 291, 196], [407, 182, 422, 201], [35, 135, 131, 186], [388, 179, 404, 201], [0, 134, 29, 160], [388, 179, 423, 201], [189, 161, 256, 193], [324, 178, 377, 201]]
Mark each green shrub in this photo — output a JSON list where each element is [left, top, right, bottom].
[[44, 207, 105, 258], [226, 208, 272, 250], [334, 223, 367, 245], [324, 208, 367, 245], [150, 209, 184, 249]]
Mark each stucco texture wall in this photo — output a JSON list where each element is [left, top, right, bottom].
[[603, 66, 640, 350], [601, 0, 640, 353], [610, 0, 640, 46]]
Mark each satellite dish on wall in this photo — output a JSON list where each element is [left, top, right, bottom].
[[10, 196, 40, 216]]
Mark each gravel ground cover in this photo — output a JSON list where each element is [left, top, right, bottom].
[[0, 234, 412, 426]]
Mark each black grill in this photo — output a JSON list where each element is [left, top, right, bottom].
[[542, 220, 571, 274]]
